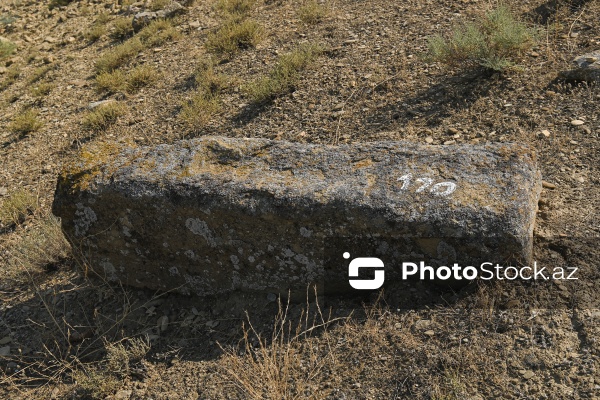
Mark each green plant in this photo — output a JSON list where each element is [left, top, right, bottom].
[[8, 110, 43, 136], [194, 59, 229, 94], [138, 19, 180, 47], [82, 102, 126, 131], [246, 43, 322, 103], [427, 5, 536, 72], [94, 38, 143, 74], [297, 0, 326, 24], [205, 18, 264, 55], [96, 65, 159, 93], [0, 38, 16, 59], [111, 17, 134, 41]]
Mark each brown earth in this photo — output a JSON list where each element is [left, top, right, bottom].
[[0, 0, 599, 399]]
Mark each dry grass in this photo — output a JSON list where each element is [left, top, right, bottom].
[[246, 43, 322, 103], [110, 17, 134, 41], [28, 65, 53, 84], [214, 0, 256, 16], [0, 189, 37, 227], [149, 0, 171, 11], [82, 101, 126, 131], [8, 109, 43, 136], [84, 23, 107, 43], [96, 65, 159, 93], [297, 0, 327, 25], [180, 91, 221, 128], [0, 66, 20, 91], [94, 38, 143, 74], [138, 19, 180, 48], [205, 18, 264, 56], [30, 81, 54, 98], [126, 64, 160, 91], [95, 69, 127, 93], [0, 37, 16, 59]]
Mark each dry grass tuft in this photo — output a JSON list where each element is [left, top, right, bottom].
[[0, 37, 16, 59], [215, 0, 256, 16], [0, 189, 37, 227], [30, 81, 54, 98], [94, 38, 143, 74], [180, 91, 221, 128], [205, 18, 264, 56], [246, 43, 322, 103], [0, 66, 21, 91], [84, 23, 107, 43], [297, 0, 327, 25], [96, 65, 159, 93], [8, 109, 43, 136], [111, 17, 134, 41], [138, 19, 180, 47], [82, 101, 127, 131]]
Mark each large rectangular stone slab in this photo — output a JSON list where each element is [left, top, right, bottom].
[[52, 137, 541, 296]]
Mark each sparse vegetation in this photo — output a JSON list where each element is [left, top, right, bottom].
[[246, 43, 322, 103], [30, 81, 54, 98], [111, 17, 134, 41], [205, 18, 264, 55], [297, 0, 327, 24], [48, 0, 75, 10], [84, 23, 107, 43], [8, 109, 43, 136], [0, 66, 20, 91], [149, 0, 171, 11], [0, 37, 16, 59], [215, 0, 256, 17], [82, 101, 126, 131], [180, 91, 221, 128], [28, 65, 53, 83], [94, 38, 143, 74], [0, 189, 37, 227], [427, 5, 536, 71], [138, 19, 180, 47], [96, 65, 159, 93]]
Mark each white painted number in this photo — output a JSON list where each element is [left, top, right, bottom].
[[396, 175, 457, 197]]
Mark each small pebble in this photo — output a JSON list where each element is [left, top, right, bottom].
[[541, 130, 551, 137], [425, 137, 433, 144], [570, 120, 585, 126], [542, 181, 556, 189]]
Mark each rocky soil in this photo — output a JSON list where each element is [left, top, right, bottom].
[[0, 0, 599, 399]]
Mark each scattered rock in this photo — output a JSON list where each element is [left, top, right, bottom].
[[542, 181, 556, 189], [541, 129, 550, 137], [424, 330, 435, 337], [425, 136, 433, 144], [88, 99, 115, 110], [189, 20, 201, 29], [132, 2, 185, 32], [0, 67, 7, 75], [0, 346, 10, 356], [114, 389, 133, 400], [520, 370, 535, 380], [412, 319, 432, 330], [570, 119, 585, 126], [0, 187, 7, 196], [157, 315, 169, 332], [0, 336, 12, 345], [560, 51, 600, 83]]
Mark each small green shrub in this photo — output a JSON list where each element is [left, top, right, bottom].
[[138, 19, 180, 47], [205, 18, 264, 55], [111, 17, 134, 41], [246, 43, 322, 103], [427, 5, 536, 72], [8, 110, 43, 136], [297, 0, 326, 24], [94, 38, 143, 74], [0, 38, 16, 59], [83, 102, 126, 131]]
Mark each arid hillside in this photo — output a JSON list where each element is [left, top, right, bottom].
[[0, 0, 599, 398]]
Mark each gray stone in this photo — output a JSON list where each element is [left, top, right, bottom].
[[560, 51, 600, 83], [52, 137, 541, 296], [132, 2, 184, 32]]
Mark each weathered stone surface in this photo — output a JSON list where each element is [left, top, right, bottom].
[[52, 137, 541, 296], [132, 2, 185, 32], [560, 51, 600, 83]]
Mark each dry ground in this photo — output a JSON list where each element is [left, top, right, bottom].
[[0, 0, 599, 398]]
